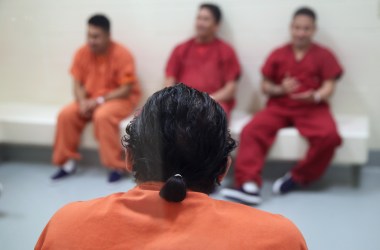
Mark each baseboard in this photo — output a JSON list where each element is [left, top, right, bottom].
[[367, 150, 380, 166], [0, 144, 102, 166], [0, 144, 5, 162]]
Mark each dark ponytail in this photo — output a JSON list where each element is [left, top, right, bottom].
[[123, 84, 237, 197], [159, 174, 187, 202]]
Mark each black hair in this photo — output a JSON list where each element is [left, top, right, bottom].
[[293, 7, 317, 22], [122, 83, 236, 202], [88, 14, 111, 33], [200, 3, 222, 24]]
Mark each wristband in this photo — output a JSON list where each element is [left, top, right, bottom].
[[96, 96, 105, 105]]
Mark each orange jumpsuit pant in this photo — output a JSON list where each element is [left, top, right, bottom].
[[52, 99, 134, 170]]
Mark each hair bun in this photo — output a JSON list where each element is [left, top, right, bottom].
[[159, 174, 187, 202]]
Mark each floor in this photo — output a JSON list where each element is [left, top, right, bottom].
[[0, 161, 380, 250]]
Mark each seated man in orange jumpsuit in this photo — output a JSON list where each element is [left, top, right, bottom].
[[36, 84, 307, 250], [221, 7, 343, 204], [165, 3, 241, 118], [51, 14, 141, 182]]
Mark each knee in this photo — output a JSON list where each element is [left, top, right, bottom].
[[330, 132, 342, 147], [241, 119, 257, 137], [57, 105, 78, 123], [93, 108, 111, 125], [240, 120, 271, 145], [318, 130, 342, 147], [241, 116, 272, 137]]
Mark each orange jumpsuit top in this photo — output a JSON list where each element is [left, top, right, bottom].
[[71, 41, 141, 105], [35, 183, 308, 250]]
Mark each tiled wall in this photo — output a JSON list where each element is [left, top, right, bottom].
[[0, 0, 379, 148]]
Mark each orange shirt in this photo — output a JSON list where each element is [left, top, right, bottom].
[[36, 183, 307, 250], [71, 41, 141, 105]]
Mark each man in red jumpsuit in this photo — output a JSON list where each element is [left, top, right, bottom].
[[221, 7, 343, 205], [165, 3, 241, 118]]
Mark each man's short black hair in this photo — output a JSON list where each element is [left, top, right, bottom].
[[88, 14, 111, 33], [293, 7, 317, 22], [200, 3, 222, 24], [123, 84, 236, 196]]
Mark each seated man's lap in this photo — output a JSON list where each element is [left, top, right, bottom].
[[93, 99, 134, 122], [293, 105, 341, 139], [244, 106, 291, 134], [58, 102, 82, 120]]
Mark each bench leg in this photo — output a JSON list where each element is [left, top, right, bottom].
[[351, 164, 361, 187], [0, 144, 5, 162]]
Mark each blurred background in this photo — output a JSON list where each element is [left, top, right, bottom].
[[0, 0, 380, 144], [0, 0, 380, 249]]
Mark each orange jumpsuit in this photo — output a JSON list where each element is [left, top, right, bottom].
[[52, 41, 141, 170], [36, 183, 307, 250]]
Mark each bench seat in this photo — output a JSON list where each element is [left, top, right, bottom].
[[0, 103, 369, 185]]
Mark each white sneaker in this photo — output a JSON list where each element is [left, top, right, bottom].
[[62, 159, 76, 173], [51, 159, 77, 180], [220, 182, 262, 205]]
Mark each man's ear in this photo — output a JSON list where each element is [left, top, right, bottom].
[[218, 156, 232, 183], [125, 149, 133, 173]]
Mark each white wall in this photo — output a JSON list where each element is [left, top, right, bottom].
[[0, 0, 379, 148]]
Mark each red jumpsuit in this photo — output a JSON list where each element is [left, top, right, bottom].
[[165, 38, 241, 118], [235, 43, 343, 187]]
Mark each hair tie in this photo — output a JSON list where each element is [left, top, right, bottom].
[[159, 173, 187, 202]]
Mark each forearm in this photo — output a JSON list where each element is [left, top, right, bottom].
[[104, 84, 132, 101], [314, 80, 335, 102], [211, 81, 236, 102], [261, 79, 285, 97], [73, 81, 87, 102]]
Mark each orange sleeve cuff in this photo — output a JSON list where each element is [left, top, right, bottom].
[[118, 73, 137, 85]]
